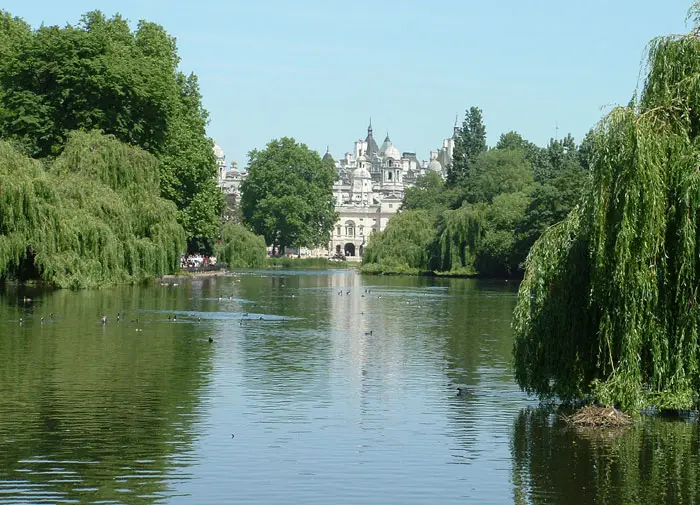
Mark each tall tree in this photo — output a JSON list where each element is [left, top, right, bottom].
[[513, 5, 700, 411], [240, 138, 337, 254], [0, 10, 221, 251], [447, 106, 487, 187]]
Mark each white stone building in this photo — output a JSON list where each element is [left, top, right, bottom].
[[214, 119, 459, 258]]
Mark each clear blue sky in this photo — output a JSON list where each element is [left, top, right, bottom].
[[2, 1, 693, 167]]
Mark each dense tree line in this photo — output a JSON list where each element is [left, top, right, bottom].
[[0, 10, 223, 253], [363, 110, 589, 278]]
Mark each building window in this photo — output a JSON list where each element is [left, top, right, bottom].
[[359, 226, 364, 235], [346, 221, 356, 237], [336, 226, 341, 236], [389, 204, 393, 209]]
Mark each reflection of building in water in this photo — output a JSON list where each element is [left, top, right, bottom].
[[327, 272, 407, 410], [328, 120, 458, 260]]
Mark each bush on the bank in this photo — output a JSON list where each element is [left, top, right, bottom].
[[215, 223, 266, 268], [0, 132, 185, 288], [361, 210, 434, 274]]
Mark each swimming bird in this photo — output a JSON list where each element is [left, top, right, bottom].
[[40, 316, 46, 324], [208, 337, 214, 343], [100, 314, 107, 324], [456, 387, 473, 397], [116, 313, 121, 321], [364, 330, 373, 336]]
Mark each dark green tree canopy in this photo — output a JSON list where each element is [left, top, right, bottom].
[[447, 106, 487, 186], [0, 10, 222, 251], [240, 137, 337, 253]]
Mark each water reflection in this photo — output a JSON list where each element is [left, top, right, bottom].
[[0, 284, 214, 504], [3, 272, 697, 504], [512, 407, 700, 505]]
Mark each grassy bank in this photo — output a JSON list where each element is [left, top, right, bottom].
[[265, 257, 356, 269]]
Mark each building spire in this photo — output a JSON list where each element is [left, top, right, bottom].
[[368, 117, 373, 135]]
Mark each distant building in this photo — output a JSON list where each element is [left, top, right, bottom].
[[214, 144, 227, 186], [214, 118, 459, 257], [328, 120, 456, 259], [214, 145, 246, 222]]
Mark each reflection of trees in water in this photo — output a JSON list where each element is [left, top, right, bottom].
[[512, 407, 700, 505], [0, 284, 214, 504]]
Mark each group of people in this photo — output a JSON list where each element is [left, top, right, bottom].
[[180, 254, 217, 269]]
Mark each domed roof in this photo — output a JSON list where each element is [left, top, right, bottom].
[[378, 135, 401, 160], [352, 165, 371, 180], [428, 158, 443, 172], [213, 144, 225, 159], [384, 145, 401, 160]]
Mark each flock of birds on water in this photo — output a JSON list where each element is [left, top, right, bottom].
[[11, 285, 472, 395]]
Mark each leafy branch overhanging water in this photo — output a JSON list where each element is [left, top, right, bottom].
[[513, 4, 700, 412], [0, 131, 185, 288]]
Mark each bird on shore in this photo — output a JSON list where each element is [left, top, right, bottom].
[[116, 313, 121, 321], [19, 318, 23, 326]]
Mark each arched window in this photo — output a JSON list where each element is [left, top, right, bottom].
[[345, 220, 356, 237], [388, 171, 392, 181]]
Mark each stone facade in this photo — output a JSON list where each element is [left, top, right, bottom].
[[328, 121, 455, 260], [215, 119, 458, 258]]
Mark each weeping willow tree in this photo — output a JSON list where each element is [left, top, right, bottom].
[[0, 131, 185, 288], [431, 205, 485, 275], [215, 223, 267, 268], [514, 6, 700, 411], [361, 210, 435, 274]]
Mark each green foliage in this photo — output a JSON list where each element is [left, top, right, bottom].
[[0, 131, 185, 288], [461, 149, 535, 204], [447, 106, 487, 186], [214, 223, 266, 268], [513, 12, 700, 411], [401, 171, 460, 212], [240, 137, 337, 253], [0, 10, 222, 249], [367, 128, 586, 278], [361, 210, 435, 274]]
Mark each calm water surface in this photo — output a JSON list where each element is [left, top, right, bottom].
[[0, 270, 698, 504]]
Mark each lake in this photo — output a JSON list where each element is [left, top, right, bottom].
[[0, 270, 698, 504]]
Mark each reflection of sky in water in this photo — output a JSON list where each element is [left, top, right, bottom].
[[1, 271, 696, 505]]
